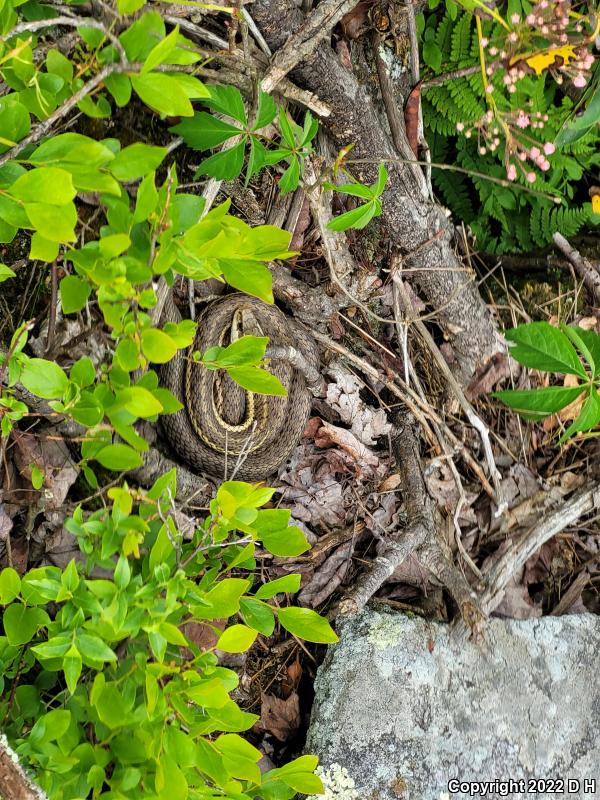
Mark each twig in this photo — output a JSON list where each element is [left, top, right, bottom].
[[453, 482, 600, 641], [260, 0, 360, 93], [4, 16, 128, 64], [311, 329, 497, 499], [392, 264, 506, 513], [551, 568, 591, 616], [339, 414, 433, 615], [45, 261, 58, 357], [553, 232, 600, 306], [0, 63, 122, 169], [241, 7, 272, 57]]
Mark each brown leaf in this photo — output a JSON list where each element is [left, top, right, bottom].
[[281, 658, 302, 696], [404, 81, 422, 157], [255, 692, 301, 741], [466, 352, 512, 400], [339, 0, 372, 39]]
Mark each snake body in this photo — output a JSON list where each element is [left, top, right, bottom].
[[160, 292, 318, 480]]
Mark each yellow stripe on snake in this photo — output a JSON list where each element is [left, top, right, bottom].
[[160, 292, 319, 480]]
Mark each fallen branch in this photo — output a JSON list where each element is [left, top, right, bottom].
[[553, 232, 600, 306], [339, 413, 480, 626], [260, 0, 359, 93], [453, 482, 600, 641]]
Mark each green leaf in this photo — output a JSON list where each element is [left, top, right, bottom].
[[261, 525, 310, 557], [193, 577, 251, 619], [277, 607, 338, 643], [10, 167, 75, 205], [253, 91, 277, 130], [94, 443, 143, 471], [216, 624, 258, 653], [110, 143, 168, 181], [204, 85, 247, 124], [555, 80, 600, 147], [0, 100, 31, 155], [204, 335, 268, 367], [0, 264, 15, 282], [76, 633, 117, 663], [63, 645, 82, 694], [141, 328, 178, 363], [505, 322, 587, 378], [115, 386, 164, 417], [60, 275, 91, 313], [327, 199, 381, 231], [3, 604, 49, 646], [133, 172, 158, 223], [423, 39, 443, 70], [267, 755, 324, 793], [493, 385, 586, 420], [25, 201, 77, 242], [70, 357, 96, 387], [20, 358, 69, 399], [227, 366, 287, 396], [29, 233, 58, 262], [105, 73, 133, 107], [562, 326, 600, 378], [239, 597, 275, 636], [171, 112, 241, 150], [141, 26, 179, 73], [278, 108, 297, 149], [30, 464, 44, 489], [255, 574, 301, 599], [374, 162, 388, 197], [131, 73, 193, 117], [221, 260, 273, 303], [0, 568, 21, 604], [198, 142, 245, 181], [561, 388, 600, 441], [279, 157, 301, 194]]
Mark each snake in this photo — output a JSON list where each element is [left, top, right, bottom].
[[159, 291, 319, 481]]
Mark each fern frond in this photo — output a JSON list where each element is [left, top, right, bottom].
[[450, 13, 473, 63]]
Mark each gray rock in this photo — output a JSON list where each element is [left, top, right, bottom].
[[307, 607, 600, 800]]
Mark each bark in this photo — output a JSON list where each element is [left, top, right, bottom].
[[252, 0, 504, 381], [0, 737, 47, 800]]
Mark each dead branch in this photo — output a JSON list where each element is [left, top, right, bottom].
[[392, 263, 506, 512], [251, 0, 504, 382], [453, 482, 600, 641], [260, 0, 360, 93], [553, 232, 600, 306]]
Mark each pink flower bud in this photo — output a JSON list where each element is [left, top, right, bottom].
[[526, 13, 536, 24], [543, 142, 555, 155], [530, 146, 541, 159], [486, 83, 494, 94], [540, 159, 550, 171], [526, 172, 536, 183], [507, 164, 517, 181], [573, 74, 586, 88], [511, 13, 520, 23], [481, 37, 489, 47]]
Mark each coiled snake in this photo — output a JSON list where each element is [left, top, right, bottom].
[[160, 291, 319, 480]]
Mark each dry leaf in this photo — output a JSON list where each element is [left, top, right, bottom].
[[255, 692, 301, 741]]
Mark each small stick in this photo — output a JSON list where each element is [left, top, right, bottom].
[[553, 232, 600, 306], [45, 261, 58, 356], [392, 265, 506, 513], [551, 568, 591, 616], [260, 0, 360, 93], [453, 482, 600, 641]]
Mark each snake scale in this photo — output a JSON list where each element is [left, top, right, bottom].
[[160, 291, 319, 481]]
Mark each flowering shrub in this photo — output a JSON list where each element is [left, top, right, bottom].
[[421, 0, 599, 252]]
